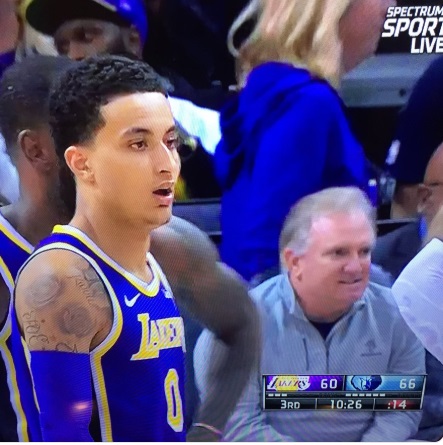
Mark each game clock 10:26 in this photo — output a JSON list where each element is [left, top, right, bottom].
[[317, 398, 374, 410]]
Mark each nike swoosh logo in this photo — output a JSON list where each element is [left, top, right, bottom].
[[124, 293, 141, 307]]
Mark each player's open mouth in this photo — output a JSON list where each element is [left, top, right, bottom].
[[153, 188, 173, 196]]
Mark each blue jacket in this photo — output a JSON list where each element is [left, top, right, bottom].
[[215, 62, 369, 281]]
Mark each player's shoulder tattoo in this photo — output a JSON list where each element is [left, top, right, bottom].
[[19, 255, 111, 351]]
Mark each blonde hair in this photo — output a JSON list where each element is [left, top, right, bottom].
[[279, 187, 376, 263], [228, 0, 355, 87]]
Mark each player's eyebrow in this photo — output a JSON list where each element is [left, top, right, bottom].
[[121, 125, 177, 137], [121, 127, 153, 137], [165, 125, 178, 134]]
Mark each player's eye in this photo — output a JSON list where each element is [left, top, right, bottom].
[[165, 135, 180, 151], [130, 140, 147, 151]]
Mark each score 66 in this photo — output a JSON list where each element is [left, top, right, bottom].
[[400, 378, 415, 389]]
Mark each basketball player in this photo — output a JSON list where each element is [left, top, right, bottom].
[[0, 55, 75, 441], [12, 55, 259, 441]]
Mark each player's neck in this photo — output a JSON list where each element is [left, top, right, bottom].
[[1, 198, 68, 247], [69, 211, 154, 283]]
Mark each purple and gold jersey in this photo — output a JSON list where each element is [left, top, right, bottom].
[[0, 213, 40, 442], [26, 224, 187, 441]]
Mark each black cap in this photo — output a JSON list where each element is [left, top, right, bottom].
[[25, 0, 147, 43]]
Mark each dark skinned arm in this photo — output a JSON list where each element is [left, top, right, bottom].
[[0, 276, 10, 328], [150, 216, 261, 441]]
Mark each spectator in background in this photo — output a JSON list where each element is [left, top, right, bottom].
[[375, 142, 443, 279], [195, 187, 425, 442], [25, 0, 230, 110], [0, 0, 20, 77], [390, 197, 443, 442], [0, 0, 57, 77], [392, 212, 443, 366], [214, 0, 394, 283], [22, 0, 221, 199], [0, 0, 56, 204], [0, 0, 21, 203], [26, 0, 148, 59], [0, 135, 19, 204], [374, 143, 443, 442], [386, 56, 443, 218]]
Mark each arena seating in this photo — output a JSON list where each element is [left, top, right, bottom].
[[172, 199, 417, 243]]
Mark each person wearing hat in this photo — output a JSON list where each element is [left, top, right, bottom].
[[24, 0, 148, 60], [24, 0, 230, 108], [23, 0, 223, 200]]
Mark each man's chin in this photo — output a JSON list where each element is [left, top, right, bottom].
[[344, 288, 366, 304]]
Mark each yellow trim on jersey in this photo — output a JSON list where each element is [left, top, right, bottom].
[[33, 242, 124, 442], [52, 225, 160, 297], [0, 258, 29, 442], [0, 322, 30, 441], [21, 337, 40, 413], [0, 218, 33, 255], [82, 250, 123, 443], [148, 253, 175, 297], [0, 255, 14, 291]]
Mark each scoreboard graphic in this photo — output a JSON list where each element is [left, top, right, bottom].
[[262, 375, 426, 411]]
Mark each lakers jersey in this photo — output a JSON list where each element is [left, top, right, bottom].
[[22, 224, 187, 442], [0, 213, 41, 442]]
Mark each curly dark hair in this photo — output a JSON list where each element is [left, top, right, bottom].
[[0, 55, 74, 162], [49, 55, 168, 159]]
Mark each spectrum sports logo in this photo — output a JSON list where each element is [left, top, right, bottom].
[[266, 375, 311, 391], [381, 5, 443, 53]]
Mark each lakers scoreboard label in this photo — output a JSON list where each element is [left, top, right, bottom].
[[381, 5, 443, 53], [262, 375, 426, 411]]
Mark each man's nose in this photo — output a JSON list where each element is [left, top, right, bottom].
[[343, 255, 363, 274], [67, 42, 94, 60]]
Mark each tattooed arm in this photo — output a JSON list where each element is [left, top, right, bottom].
[[150, 216, 261, 441], [14, 249, 112, 441]]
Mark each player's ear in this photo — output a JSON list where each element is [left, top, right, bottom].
[[18, 129, 53, 173], [64, 146, 95, 184]]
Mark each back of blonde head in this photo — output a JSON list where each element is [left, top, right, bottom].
[[229, 0, 354, 87]]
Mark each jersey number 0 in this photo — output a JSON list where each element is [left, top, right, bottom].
[[164, 368, 184, 432]]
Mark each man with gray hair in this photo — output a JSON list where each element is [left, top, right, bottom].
[[194, 187, 425, 442]]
